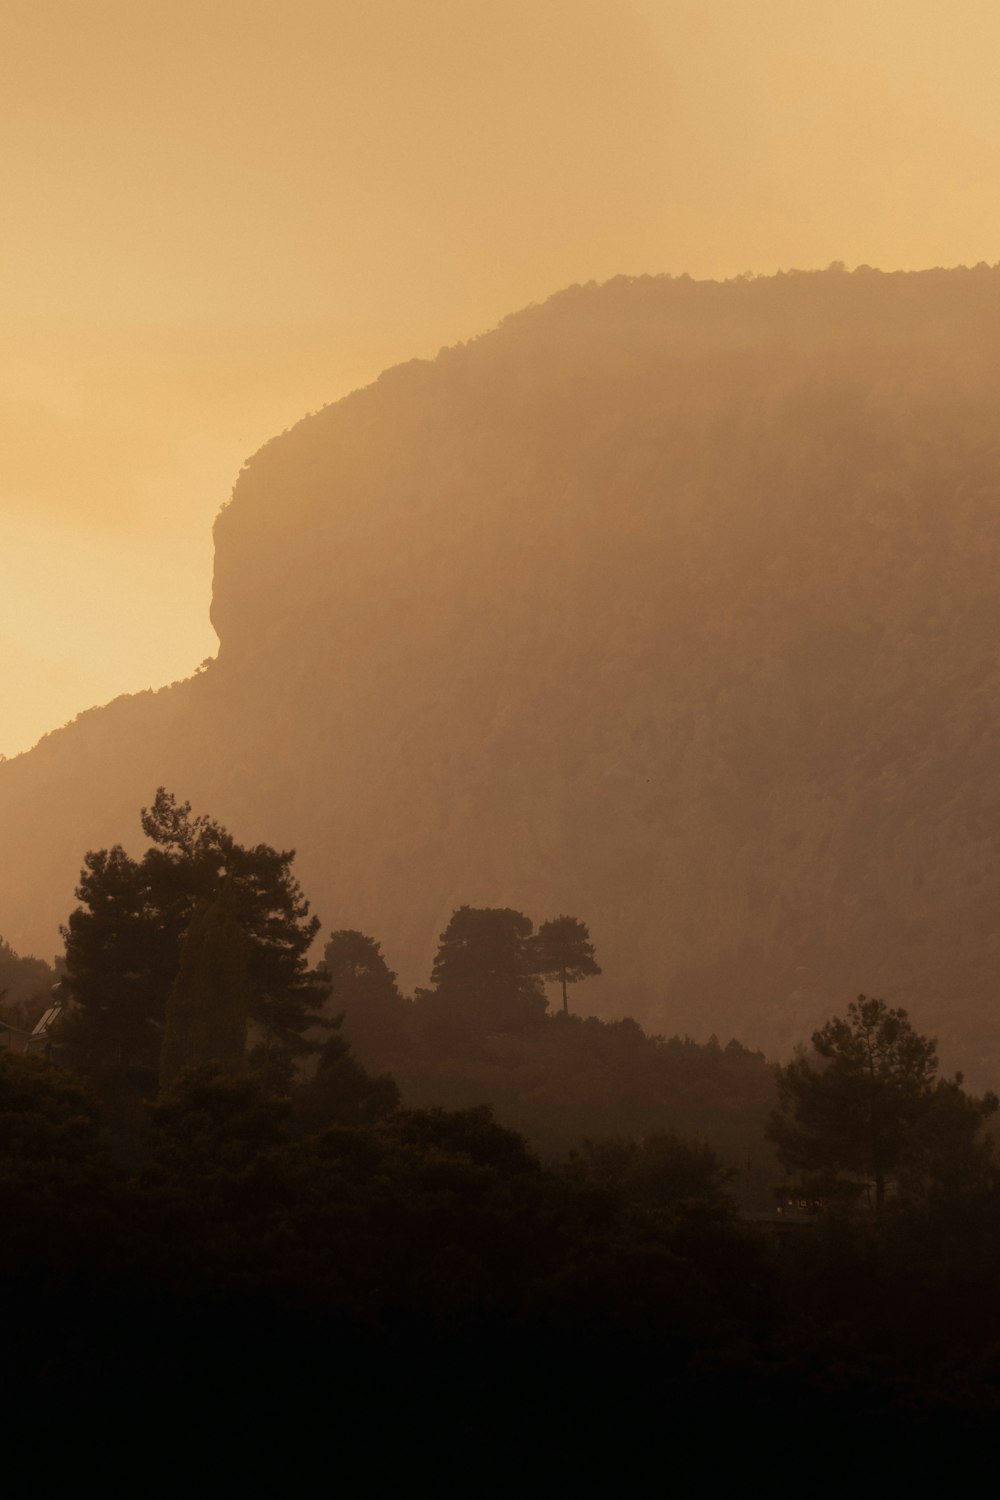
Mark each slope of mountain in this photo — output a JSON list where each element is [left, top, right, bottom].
[[5, 265, 1000, 1076]]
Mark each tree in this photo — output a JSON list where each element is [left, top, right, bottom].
[[571, 1132, 735, 1222], [62, 790, 329, 1076], [533, 915, 601, 1015], [158, 884, 251, 1096], [0, 1050, 104, 1181], [320, 928, 409, 1056], [322, 930, 400, 1008], [390, 1104, 538, 1176], [424, 906, 547, 1034], [896, 1072, 999, 1205], [767, 995, 995, 1217], [291, 1028, 400, 1134], [147, 1064, 291, 1185], [0, 938, 55, 1024]]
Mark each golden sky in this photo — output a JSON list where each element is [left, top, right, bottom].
[[4, 0, 1000, 756]]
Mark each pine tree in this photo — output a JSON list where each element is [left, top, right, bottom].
[[767, 995, 997, 1216], [533, 915, 601, 1014], [63, 790, 329, 1076]]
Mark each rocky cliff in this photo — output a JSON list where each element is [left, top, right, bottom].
[[5, 266, 1000, 1075]]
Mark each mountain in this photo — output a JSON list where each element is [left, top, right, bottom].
[[5, 265, 1000, 1078]]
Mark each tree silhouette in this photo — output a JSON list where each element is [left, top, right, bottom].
[[322, 929, 401, 1009], [534, 915, 601, 1014], [62, 790, 329, 1076], [427, 906, 546, 1034], [767, 995, 995, 1216], [291, 1026, 400, 1133], [321, 928, 407, 1053]]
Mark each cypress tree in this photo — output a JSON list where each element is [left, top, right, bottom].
[[159, 884, 250, 1096]]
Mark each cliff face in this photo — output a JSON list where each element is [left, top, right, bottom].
[[5, 266, 1000, 1074]]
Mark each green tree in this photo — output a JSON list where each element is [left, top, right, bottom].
[[62, 790, 329, 1076], [424, 906, 547, 1035], [158, 884, 251, 1096], [767, 995, 995, 1217], [534, 915, 601, 1014]]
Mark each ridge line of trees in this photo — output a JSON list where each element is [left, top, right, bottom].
[[12, 790, 997, 1226]]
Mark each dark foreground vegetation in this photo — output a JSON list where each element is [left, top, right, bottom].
[[4, 796, 1000, 1479], [8, 1048, 1000, 1477]]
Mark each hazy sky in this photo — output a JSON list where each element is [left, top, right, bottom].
[[4, 0, 1000, 756]]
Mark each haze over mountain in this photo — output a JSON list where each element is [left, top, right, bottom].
[[5, 265, 1000, 1076]]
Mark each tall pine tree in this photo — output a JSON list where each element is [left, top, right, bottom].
[[534, 916, 601, 1015]]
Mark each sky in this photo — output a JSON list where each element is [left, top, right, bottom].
[[4, 0, 1000, 757]]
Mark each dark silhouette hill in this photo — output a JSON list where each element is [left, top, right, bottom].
[[5, 264, 1000, 1077]]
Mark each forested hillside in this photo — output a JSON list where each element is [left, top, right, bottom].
[[5, 265, 1000, 1076], [0, 939, 53, 1023]]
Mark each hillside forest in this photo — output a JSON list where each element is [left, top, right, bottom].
[[4, 791, 1000, 1472], [6, 267, 1000, 1083], [8, 266, 1000, 1469]]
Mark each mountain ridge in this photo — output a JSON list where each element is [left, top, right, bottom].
[[5, 264, 1000, 1078]]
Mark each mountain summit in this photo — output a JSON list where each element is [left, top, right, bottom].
[[6, 266, 1000, 1074]]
